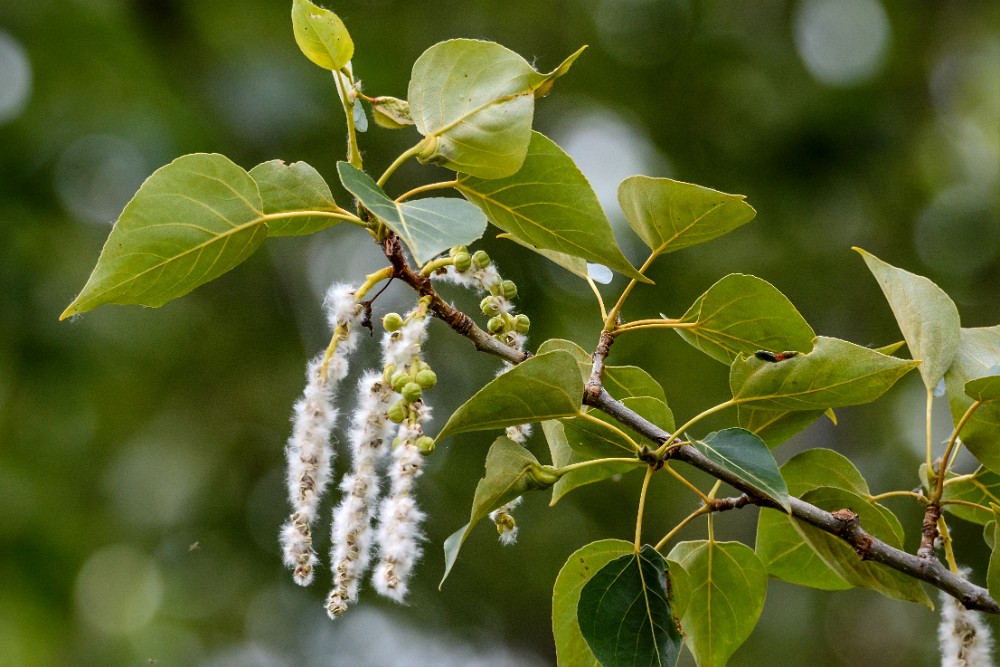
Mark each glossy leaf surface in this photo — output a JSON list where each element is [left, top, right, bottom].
[[290, 0, 353, 71], [689, 428, 790, 511]]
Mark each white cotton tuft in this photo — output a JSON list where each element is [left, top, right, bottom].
[[939, 575, 996, 667], [489, 497, 523, 546], [372, 441, 426, 602], [324, 283, 364, 332]]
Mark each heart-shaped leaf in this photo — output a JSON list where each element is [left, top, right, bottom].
[[688, 428, 790, 511], [791, 487, 932, 608], [249, 160, 341, 236], [436, 350, 584, 440], [730, 336, 918, 411], [618, 176, 756, 259], [337, 161, 487, 264], [578, 545, 682, 667], [676, 273, 815, 364], [667, 540, 768, 667], [854, 248, 960, 390], [943, 327, 1000, 473], [61, 153, 267, 318], [552, 539, 635, 667], [441, 437, 555, 585], [457, 131, 645, 281], [290, 0, 354, 71], [409, 40, 584, 178]]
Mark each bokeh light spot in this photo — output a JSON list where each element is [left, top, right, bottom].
[[54, 135, 149, 226], [793, 0, 890, 86], [74, 544, 163, 635], [914, 185, 999, 278], [0, 30, 32, 123]]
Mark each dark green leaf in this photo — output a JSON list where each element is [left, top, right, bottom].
[[854, 248, 960, 390], [436, 350, 584, 440], [408, 41, 583, 178], [441, 437, 555, 586], [552, 539, 635, 667], [737, 406, 826, 448], [667, 540, 768, 667], [730, 336, 918, 410], [676, 273, 815, 364], [689, 428, 790, 511], [618, 176, 756, 258], [337, 161, 487, 265], [791, 487, 933, 608], [543, 420, 641, 505], [290, 0, 353, 71], [61, 154, 266, 318], [966, 374, 1000, 402], [578, 545, 682, 667], [780, 448, 871, 496], [989, 505, 1000, 603], [944, 327, 1000, 473], [562, 396, 668, 458], [457, 131, 645, 281], [248, 160, 340, 237]]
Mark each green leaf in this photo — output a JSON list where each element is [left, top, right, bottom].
[[497, 233, 591, 280], [552, 539, 635, 667], [561, 396, 668, 458], [942, 466, 1000, 525], [543, 420, 641, 505], [667, 540, 768, 667], [791, 487, 933, 608], [290, 0, 353, 71], [944, 327, 1000, 473], [61, 153, 266, 319], [371, 96, 414, 129], [737, 406, 825, 448], [854, 248, 960, 390], [536, 338, 593, 381], [755, 449, 868, 590], [989, 505, 1000, 603], [441, 437, 555, 586], [730, 336, 919, 410], [457, 131, 646, 281], [336, 162, 487, 265], [436, 350, 584, 440], [248, 160, 340, 237], [408, 41, 583, 179], [618, 176, 756, 259], [966, 373, 1000, 402], [676, 273, 815, 365], [689, 428, 790, 512], [578, 545, 682, 667]]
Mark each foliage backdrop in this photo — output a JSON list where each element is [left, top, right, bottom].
[[1, 1, 997, 665]]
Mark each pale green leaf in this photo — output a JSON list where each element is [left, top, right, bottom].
[[730, 336, 918, 410], [543, 420, 641, 505], [536, 338, 592, 381], [290, 0, 353, 71], [944, 327, 1000, 473], [667, 540, 768, 667], [441, 437, 554, 586], [677, 273, 815, 364], [779, 448, 871, 496], [337, 161, 487, 264], [436, 350, 584, 440], [689, 428, 790, 511], [854, 248, 960, 390], [618, 176, 756, 258], [457, 131, 646, 281], [966, 373, 1000, 402], [371, 96, 414, 129], [942, 466, 1000, 525], [562, 396, 669, 459], [578, 545, 682, 667], [552, 539, 635, 667], [408, 40, 582, 178], [792, 487, 933, 608], [61, 153, 266, 319], [248, 160, 340, 236]]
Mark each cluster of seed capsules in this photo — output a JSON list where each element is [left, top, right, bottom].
[[446, 246, 530, 345], [380, 314, 438, 455]]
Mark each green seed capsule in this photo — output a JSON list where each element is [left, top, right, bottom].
[[391, 372, 410, 393], [501, 280, 518, 299], [415, 436, 436, 455], [487, 316, 505, 334], [401, 381, 423, 403], [472, 250, 491, 269], [480, 296, 501, 316], [488, 281, 503, 297], [453, 252, 472, 272], [415, 368, 437, 390], [514, 314, 531, 333], [387, 400, 407, 424], [382, 312, 404, 332], [449, 245, 468, 258]]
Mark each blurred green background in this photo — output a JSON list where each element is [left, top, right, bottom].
[[1, 1, 998, 665]]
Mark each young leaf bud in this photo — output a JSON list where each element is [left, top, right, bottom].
[[387, 400, 407, 424], [501, 280, 518, 300], [414, 369, 437, 390], [382, 312, 404, 332], [414, 436, 436, 455], [401, 381, 423, 403], [487, 316, 505, 334], [513, 314, 531, 333], [453, 252, 472, 272], [480, 296, 501, 316], [472, 250, 491, 269]]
